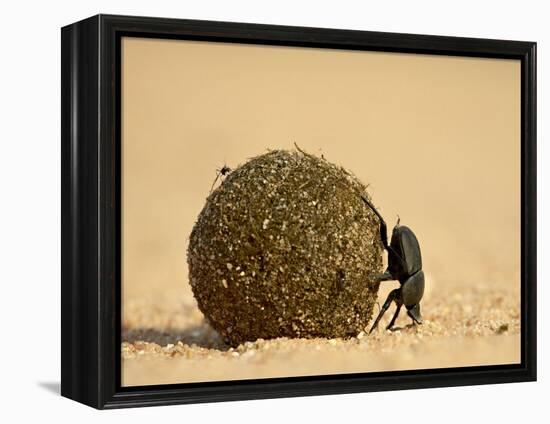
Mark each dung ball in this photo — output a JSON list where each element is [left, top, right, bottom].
[[187, 149, 383, 345]]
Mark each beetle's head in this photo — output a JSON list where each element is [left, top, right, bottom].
[[407, 303, 423, 324]]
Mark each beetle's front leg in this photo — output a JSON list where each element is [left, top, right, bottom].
[[386, 303, 402, 331], [369, 288, 400, 334]]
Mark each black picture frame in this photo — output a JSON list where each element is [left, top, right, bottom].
[[61, 14, 537, 409]]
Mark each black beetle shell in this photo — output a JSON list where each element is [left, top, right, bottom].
[[388, 225, 422, 281]]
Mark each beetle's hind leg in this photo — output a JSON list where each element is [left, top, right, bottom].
[[361, 196, 389, 249], [369, 288, 400, 334]]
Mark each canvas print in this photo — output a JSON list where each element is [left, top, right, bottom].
[[120, 37, 520, 386]]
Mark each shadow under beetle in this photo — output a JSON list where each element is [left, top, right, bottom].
[[361, 196, 425, 334]]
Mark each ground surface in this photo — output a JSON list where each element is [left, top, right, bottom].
[[122, 276, 520, 386]]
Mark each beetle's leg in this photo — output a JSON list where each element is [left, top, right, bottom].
[[361, 196, 408, 269], [361, 196, 389, 249], [369, 271, 393, 283], [386, 303, 402, 330], [369, 288, 400, 334]]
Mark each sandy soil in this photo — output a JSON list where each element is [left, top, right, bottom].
[[122, 276, 520, 386]]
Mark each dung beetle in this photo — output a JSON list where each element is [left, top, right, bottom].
[[361, 196, 425, 334]]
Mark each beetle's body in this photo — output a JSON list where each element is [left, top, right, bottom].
[[388, 226, 422, 282], [361, 196, 425, 333]]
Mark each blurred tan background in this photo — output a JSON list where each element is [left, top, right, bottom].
[[121, 37, 520, 386]]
